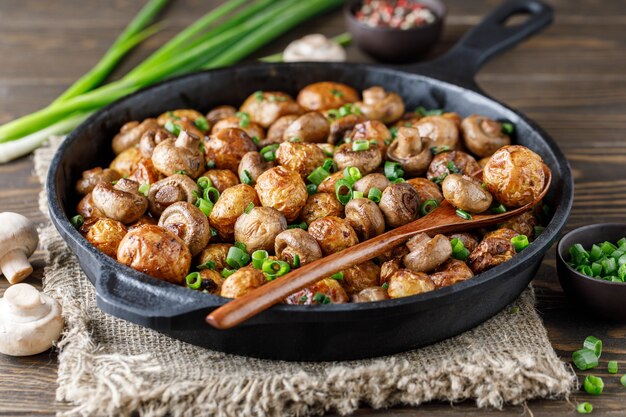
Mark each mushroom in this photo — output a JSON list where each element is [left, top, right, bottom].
[[352, 287, 389, 303], [328, 114, 365, 145], [340, 261, 381, 295], [426, 150, 481, 183], [206, 105, 237, 126], [430, 259, 474, 288], [238, 151, 274, 185], [352, 173, 390, 195], [151, 131, 205, 179], [211, 116, 266, 141], [355, 86, 405, 124], [147, 174, 199, 217], [414, 115, 460, 149], [158, 202, 211, 256], [138, 128, 175, 158], [156, 109, 206, 128], [283, 34, 347, 62], [275, 141, 326, 179], [386, 127, 432, 176], [75, 167, 121, 196], [284, 277, 348, 304], [76, 193, 104, 220], [274, 228, 322, 267], [112, 118, 160, 154], [0, 213, 39, 284], [128, 158, 163, 186], [282, 112, 330, 143], [333, 142, 382, 175], [403, 233, 452, 273], [92, 178, 148, 224], [234, 207, 287, 253], [349, 120, 392, 154], [405, 177, 443, 203], [467, 228, 519, 274], [196, 243, 231, 271], [378, 182, 420, 228], [345, 198, 385, 241], [442, 174, 493, 213], [209, 184, 260, 241], [0, 283, 63, 356], [263, 115, 299, 147], [461, 115, 511, 158]]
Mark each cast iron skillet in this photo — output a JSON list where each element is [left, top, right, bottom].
[[47, 0, 573, 361]]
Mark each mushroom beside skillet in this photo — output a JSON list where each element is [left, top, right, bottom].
[[158, 202, 211, 256], [386, 126, 432, 177], [461, 115, 511, 158], [147, 174, 199, 217], [282, 34, 347, 62], [274, 228, 322, 267], [151, 131, 205, 179], [92, 178, 148, 224]]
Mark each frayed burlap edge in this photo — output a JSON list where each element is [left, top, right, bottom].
[[34, 137, 576, 417]]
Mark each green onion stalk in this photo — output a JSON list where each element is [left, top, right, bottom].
[[0, 0, 345, 163]]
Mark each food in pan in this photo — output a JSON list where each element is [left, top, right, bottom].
[[71, 81, 549, 304]]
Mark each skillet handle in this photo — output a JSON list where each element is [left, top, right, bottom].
[[412, 0, 553, 88]]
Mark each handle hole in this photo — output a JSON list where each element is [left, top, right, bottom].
[[502, 12, 532, 27]]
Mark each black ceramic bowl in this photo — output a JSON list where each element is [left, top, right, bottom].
[[557, 223, 626, 322], [344, 0, 446, 63]]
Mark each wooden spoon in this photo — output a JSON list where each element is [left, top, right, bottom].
[[206, 166, 551, 329]]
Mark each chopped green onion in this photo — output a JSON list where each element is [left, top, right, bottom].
[[420, 199, 439, 216], [455, 209, 472, 220], [293, 254, 300, 268], [331, 88, 344, 98], [138, 183, 150, 197], [352, 191, 364, 199], [491, 204, 507, 214], [352, 140, 369, 151], [501, 121, 515, 135], [534, 226, 545, 236], [322, 158, 335, 172], [251, 250, 268, 269], [384, 161, 404, 181], [313, 292, 331, 304], [430, 145, 450, 155], [289, 137, 301, 142], [185, 272, 202, 290], [450, 238, 470, 261], [244, 202, 254, 214], [331, 271, 344, 280], [415, 106, 444, 116], [268, 94, 288, 103], [164, 120, 182, 136], [591, 262, 602, 277], [368, 187, 382, 203], [197, 260, 216, 270], [260, 144, 278, 161], [343, 166, 362, 184], [584, 336, 602, 358], [583, 375, 604, 396], [601, 241, 617, 255], [234, 241, 246, 251], [389, 126, 399, 139], [577, 265, 593, 277], [210, 227, 218, 238], [235, 111, 250, 127], [589, 244, 602, 261], [511, 235, 530, 252], [307, 183, 318, 195], [262, 259, 290, 279], [221, 268, 236, 278], [335, 179, 353, 205], [576, 402, 593, 414], [608, 360, 619, 374], [251, 136, 260, 145], [601, 257, 617, 275], [203, 187, 220, 203], [621, 374, 626, 387], [195, 198, 213, 217], [446, 160, 461, 174], [70, 214, 84, 229], [226, 246, 250, 269], [254, 90, 264, 101], [307, 166, 330, 185], [287, 222, 308, 230], [392, 178, 405, 184], [240, 169, 252, 185], [197, 176, 212, 189], [206, 160, 215, 169], [573, 348, 599, 370], [569, 244, 589, 265], [174, 170, 186, 176], [382, 282, 389, 290], [194, 116, 209, 132]]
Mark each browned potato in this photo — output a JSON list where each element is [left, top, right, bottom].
[[158, 202, 211, 256], [387, 269, 436, 299], [75, 167, 121, 196], [86, 218, 128, 258], [467, 228, 519, 274], [151, 132, 205, 179], [220, 266, 266, 298], [430, 259, 474, 288], [299, 192, 344, 225], [308, 216, 358, 255], [317, 171, 344, 194], [206, 105, 236, 126], [112, 119, 159, 154], [403, 233, 452, 273], [414, 114, 461, 149], [77, 192, 104, 220], [117, 224, 191, 284], [209, 184, 260, 241], [157, 109, 206, 127], [282, 112, 330, 143], [377, 245, 409, 264], [255, 166, 307, 222], [349, 120, 392, 155], [461, 115, 511, 158], [483, 145, 545, 207], [274, 229, 322, 267], [195, 243, 231, 271], [447, 232, 479, 253], [355, 86, 404, 124], [129, 158, 163, 185], [478, 156, 491, 168], [203, 128, 257, 172], [239, 91, 302, 128], [284, 277, 348, 304], [333, 142, 382, 175], [340, 261, 380, 295], [201, 169, 239, 193], [380, 256, 403, 285], [426, 150, 481, 183], [405, 177, 443, 203], [297, 82, 359, 111], [442, 174, 493, 213], [264, 115, 299, 146], [353, 173, 390, 195], [345, 198, 385, 241], [352, 287, 390, 303], [109, 147, 142, 177], [275, 141, 326, 178], [500, 211, 538, 239], [234, 207, 287, 253], [211, 116, 266, 141], [378, 183, 420, 228], [186, 269, 224, 295]]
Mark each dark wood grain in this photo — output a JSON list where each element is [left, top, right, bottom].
[[1, 0, 625, 415]]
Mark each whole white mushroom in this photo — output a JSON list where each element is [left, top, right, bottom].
[[283, 34, 347, 62], [0, 212, 39, 284], [0, 283, 63, 356]]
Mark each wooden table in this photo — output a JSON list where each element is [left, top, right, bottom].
[[1, 0, 625, 415]]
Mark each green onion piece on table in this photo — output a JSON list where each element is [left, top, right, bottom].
[[582, 375, 604, 396], [621, 374, 626, 387], [572, 348, 599, 370], [584, 336, 603, 358], [511, 235, 529, 252], [420, 199, 439, 216], [576, 402, 593, 414], [251, 250, 268, 269], [185, 272, 202, 290], [368, 187, 382, 203], [608, 360, 619, 374]]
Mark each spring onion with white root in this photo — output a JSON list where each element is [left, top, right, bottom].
[[0, 0, 345, 163]]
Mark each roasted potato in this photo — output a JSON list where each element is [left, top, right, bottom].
[[195, 243, 231, 271], [284, 277, 348, 304], [307, 216, 358, 255], [352, 287, 390, 303], [234, 206, 287, 253], [340, 261, 381, 295], [109, 146, 142, 177], [441, 174, 493, 213], [387, 269, 436, 299], [255, 166, 308, 222], [201, 169, 240, 193], [204, 127, 257, 172], [76, 192, 105, 220], [275, 141, 326, 178], [500, 211, 538, 239], [221, 266, 266, 298], [317, 171, 344, 194], [405, 177, 443, 203], [85, 218, 128, 258], [426, 150, 481, 183], [239, 91, 302, 128], [129, 158, 163, 185], [430, 258, 474, 288], [297, 82, 359, 111], [467, 228, 519, 274], [211, 116, 265, 141], [209, 184, 260, 241], [299, 192, 344, 225]]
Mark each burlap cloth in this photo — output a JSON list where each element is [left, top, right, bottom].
[[34, 138, 575, 417]]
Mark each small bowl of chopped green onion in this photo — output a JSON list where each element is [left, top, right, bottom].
[[557, 223, 626, 322]]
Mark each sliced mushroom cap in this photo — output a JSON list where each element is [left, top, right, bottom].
[[404, 177, 443, 203], [221, 266, 266, 298], [461, 115, 511, 158], [254, 166, 308, 222], [284, 277, 348, 305], [158, 202, 211, 256], [151, 131, 205, 179], [430, 258, 474, 288], [299, 192, 344, 225], [147, 174, 200, 216], [282, 112, 330, 143], [274, 228, 322, 267], [240, 91, 302, 128], [355, 86, 405, 124], [297, 82, 359, 112], [386, 126, 432, 177], [206, 105, 237, 126], [378, 182, 420, 228], [203, 127, 257, 172], [328, 114, 366, 145], [275, 141, 326, 179], [426, 150, 481, 183], [345, 198, 385, 241], [112, 119, 159, 154], [238, 151, 274, 185], [352, 287, 390, 303], [307, 216, 359, 255], [442, 174, 493, 213], [211, 115, 265, 141], [234, 206, 287, 253], [75, 167, 121, 196], [403, 233, 452, 273], [333, 142, 382, 175], [350, 120, 392, 155], [263, 114, 299, 147], [414, 115, 460, 149], [387, 269, 436, 299], [352, 173, 390, 195], [92, 178, 148, 224], [201, 169, 239, 193]]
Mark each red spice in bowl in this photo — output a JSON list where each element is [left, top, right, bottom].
[[355, 0, 437, 30]]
